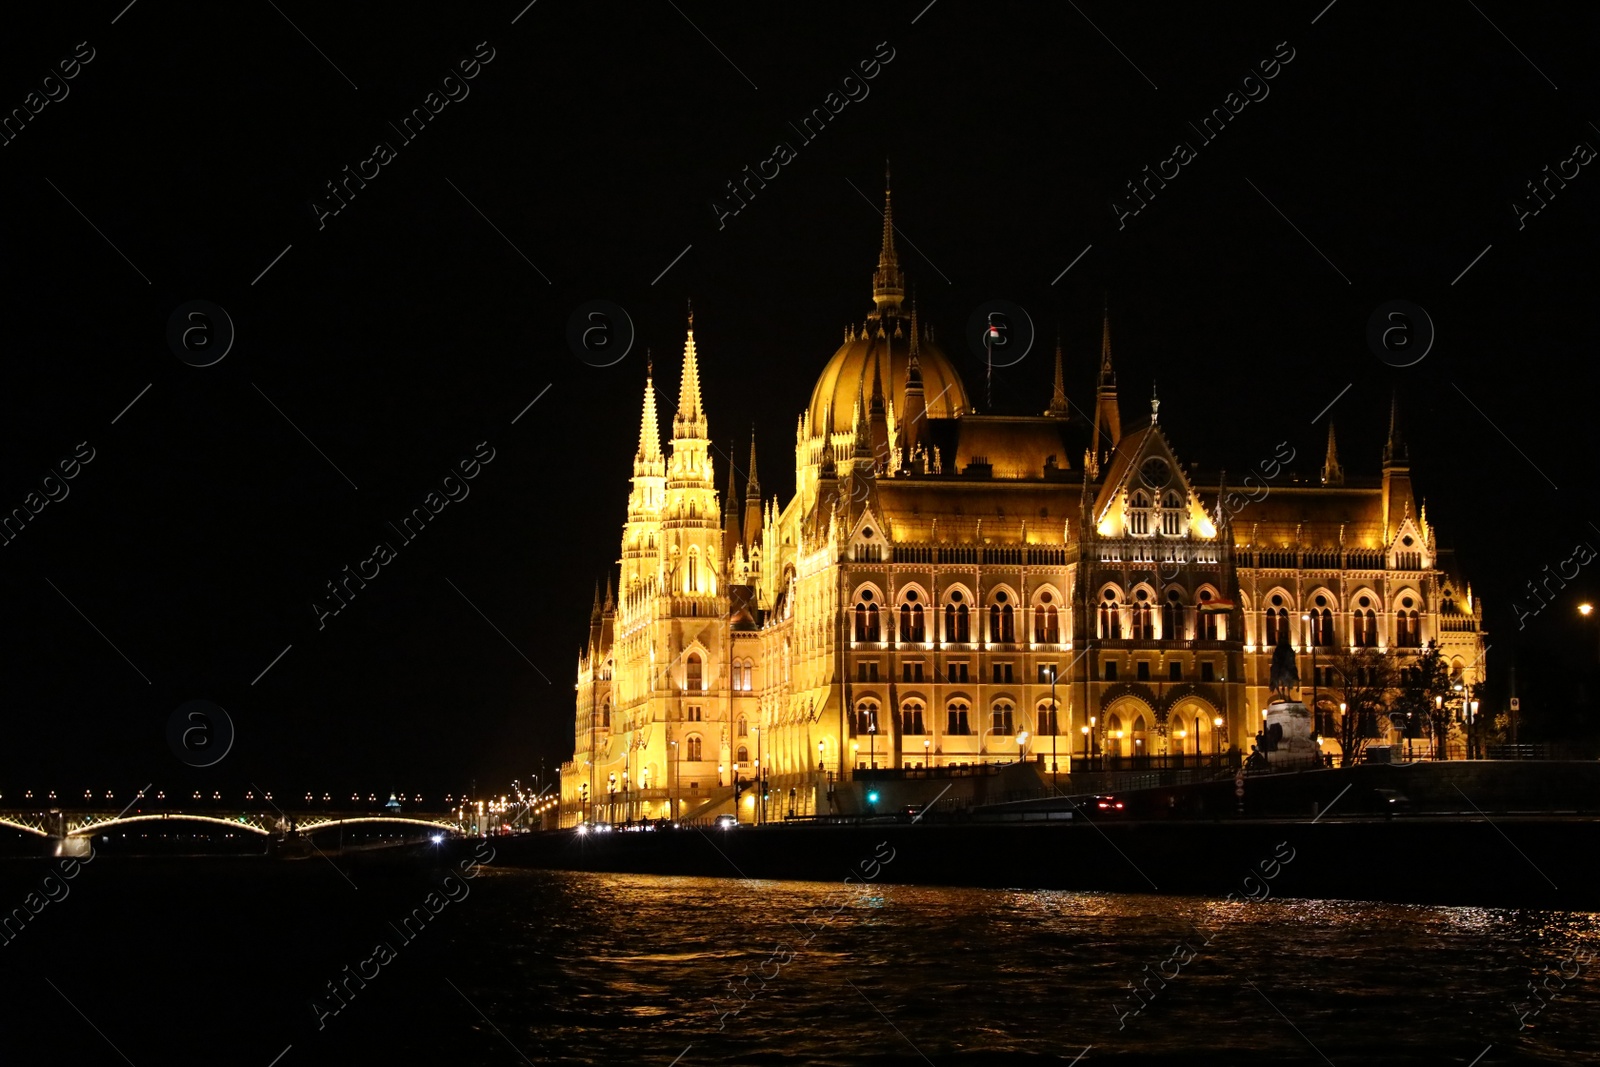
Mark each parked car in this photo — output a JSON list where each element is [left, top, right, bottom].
[[714, 814, 738, 829]]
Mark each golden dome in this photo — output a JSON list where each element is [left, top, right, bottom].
[[807, 326, 968, 437]]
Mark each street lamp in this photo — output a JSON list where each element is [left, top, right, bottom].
[[818, 739, 825, 772], [1016, 729, 1030, 765], [1434, 695, 1444, 761], [1338, 702, 1347, 766], [1302, 613, 1318, 737], [868, 720, 877, 771], [1468, 697, 1480, 759], [670, 739, 679, 823], [923, 738, 931, 768], [1047, 664, 1060, 775], [1212, 715, 1224, 763], [1080, 724, 1091, 762]]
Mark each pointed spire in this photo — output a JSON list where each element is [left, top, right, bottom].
[[853, 378, 872, 458], [870, 160, 905, 319], [1321, 422, 1345, 486], [1382, 390, 1407, 466], [744, 433, 761, 503], [722, 440, 741, 562], [742, 432, 762, 550], [635, 355, 663, 465], [1046, 329, 1068, 416], [591, 580, 602, 621], [674, 303, 705, 439], [869, 349, 886, 414], [1098, 299, 1115, 387], [1150, 380, 1160, 423], [603, 573, 614, 611], [909, 292, 921, 356]]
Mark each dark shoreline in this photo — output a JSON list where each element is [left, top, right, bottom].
[[480, 815, 1600, 911]]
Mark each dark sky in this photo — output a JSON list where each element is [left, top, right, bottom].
[[2, 2, 1596, 802]]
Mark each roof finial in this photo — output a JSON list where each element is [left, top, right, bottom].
[[687, 297, 694, 330], [1150, 380, 1160, 423]]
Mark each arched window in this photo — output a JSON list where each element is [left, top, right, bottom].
[[1037, 700, 1059, 734], [738, 716, 748, 737], [1036, 591, 1060, 643], [1129, 492, 1150, 535], [945, 593, 971, 642], [946, 700, 972, 735], [1396, 596, 1420, 647], [685, 653, 703, 690], [900, 591, 926, 642], [991, 700, 1015, 735], [852, 700, 878, 735], [686, 548, 699, 593], [1099, 589, 1122, 639], [1354, 596, 1378, 647], [1265, 597, 1289, 645], [1161, 491, 1183, 536], [736, 745, 749, 764], [600, 700, 610, 728], [1107, 713, 1125, 757], [854, 590, 881, 642], [1310, 600, 1334, 646], [989, 601, 1015, 643], [1131, 591, 1154, 641], [686, 735, 703, 761], [900, 700, 926, 735], [1162, 590, 1183, 642]]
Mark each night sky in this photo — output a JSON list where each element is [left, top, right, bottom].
[[2, 2, 1596, 802]]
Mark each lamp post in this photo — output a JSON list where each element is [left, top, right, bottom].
[[868, 720, 876, 771], [670, 739, 679, 823], [1016, 729, 1030, 765], [1581, 603, 1598, 663], [1047, 665, 1060, 776], [1434, 695, 1444, 761], [607, 772, 616, 824], [1338, 702, 1347, 767], [1212, 715, 1224, 766], [1468, 697, 1480, 759], [1302, 613, 1318, 738], [1080, 724, 1090, 763], [754, 726, 763, 825], [818, 739, 825, 772], [923, 738, 931, 768]]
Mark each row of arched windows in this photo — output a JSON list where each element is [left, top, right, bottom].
[[852, 697, 1066, 737], [1098, 587, 1224, 641], [1258, 592, 1423, 648], [851, 589, 1062, 644]]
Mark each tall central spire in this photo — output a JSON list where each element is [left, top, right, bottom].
[[635, 351, 662, 467], [871, 160, 905, 319], [674, 300, 706, 440]]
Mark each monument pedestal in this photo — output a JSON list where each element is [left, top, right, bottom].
[[1263, 700, 1321, 763]]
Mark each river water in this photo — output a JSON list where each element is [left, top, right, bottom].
[[2, 856, 1596, 1065]]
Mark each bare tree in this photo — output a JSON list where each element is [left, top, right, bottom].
[[1392, 640, 1451, 759], [1324, 647, 1397, 767]]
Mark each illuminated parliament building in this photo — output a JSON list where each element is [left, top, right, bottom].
[[558, 182, 1487, 827]]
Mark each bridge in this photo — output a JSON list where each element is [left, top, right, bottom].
[[0, 808, 465, 845]]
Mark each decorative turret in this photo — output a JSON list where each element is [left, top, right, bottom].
[[1320, 422, 1344, 486]]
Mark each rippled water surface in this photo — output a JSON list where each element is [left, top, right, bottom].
[[3, 858, 1597, 1065]]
